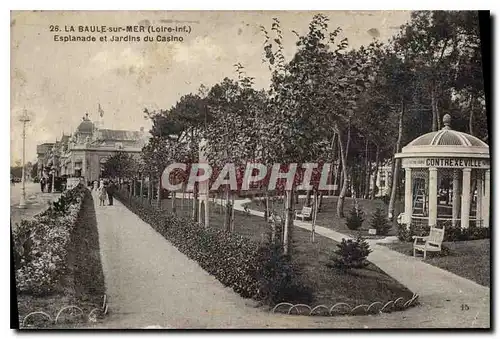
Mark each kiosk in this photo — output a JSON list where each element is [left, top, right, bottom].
[[395, 114, 490, 229]]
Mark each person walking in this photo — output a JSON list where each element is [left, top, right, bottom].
[[98, 182, 107, 206], [39, 177, 43, 192], [107, 180, 115, 206]]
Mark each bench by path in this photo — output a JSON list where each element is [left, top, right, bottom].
[[91, 194, 489, 328], [232, 198, 490, 328]]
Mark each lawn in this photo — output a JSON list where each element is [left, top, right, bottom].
[[153, 196, 415, 308], [16, 190, 106, 328], [242, 194, 490, 288], [244, 195, 404, 239], [383, 239, 490, 287]]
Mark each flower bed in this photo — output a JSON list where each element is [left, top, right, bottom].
[[13, 184, 87, 295]]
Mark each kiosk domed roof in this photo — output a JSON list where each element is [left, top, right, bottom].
[[407, 128, 488, 148], [397, 114, 489, 159]]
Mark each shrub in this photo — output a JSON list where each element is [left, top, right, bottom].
[[331, 237, 372, 270], [255, 242, 313, 305], [377, 195, 390, 205], [397, 222, 413, 242], [370, 208, 391, 235], [346, 204, 364, 230]]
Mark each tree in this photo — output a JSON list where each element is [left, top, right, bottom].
[[30, 162, 38, 179], [11, 166, 22, 178], [143, 90, 206, 214], [202, 73, 266, 231], [394, 11, 486, 137], [258, 14, 374, 254], [101, 152, 139, 181]]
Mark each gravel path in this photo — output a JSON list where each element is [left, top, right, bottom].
[[91, 195, 489, 328]]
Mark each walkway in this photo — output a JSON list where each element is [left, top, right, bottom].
[[233, 198, 490, 328], [92, 195, 489, 328]]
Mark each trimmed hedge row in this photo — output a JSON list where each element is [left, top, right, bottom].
[[115, 190, 312, 304], [397, 221, 490, 242]]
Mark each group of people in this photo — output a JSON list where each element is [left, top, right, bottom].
[[40, 177, 52, 193], [94, 179, 116, 206]]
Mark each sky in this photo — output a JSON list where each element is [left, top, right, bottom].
[[10, 10, 411, 164]]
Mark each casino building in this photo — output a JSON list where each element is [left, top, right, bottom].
[[37, 114, 150, 184]]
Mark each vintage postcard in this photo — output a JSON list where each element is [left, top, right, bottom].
[[10, 10, 490, 329]]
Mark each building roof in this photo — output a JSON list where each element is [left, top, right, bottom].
[[396, 114, 489, 159], [97, 129, 142, 141], [77, 117, 94, 133], [60, 134, 70, 144], [407, 129, 488, 148], [36, 143, 55, 155]]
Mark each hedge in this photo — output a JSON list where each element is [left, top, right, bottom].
[[397, 220, 490, 242]]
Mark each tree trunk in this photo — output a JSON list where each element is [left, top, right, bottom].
[[271, 216, 276, 244], [436, 93, 441, 130], [317, 192, 324, 212], [264, 188, 270, 221], [283, 189, 294, 256], [469, 95, 475, 135], [311, 190, 318, 243], [149, 179, 154, 205], [181, 184, 185, 213], [132, 178, 136, 197], [338, 165, 344, 197], [305, 190, 312, 206], [328, 132, 337, 196], [371, 144, 380, 200], [335, 120, 350, 218], [224, 186, 230, 232], [388, 99, 405, 219], [171, 191, 176, 214], [431, 86, 438, 132], [205, 192, 210, 228], [387, 144, 395, 193], [364, 139, 371, 199], [156, 176, 161, 209], [140, 175, 144, 202], [230, 194, 235, 232], [192, 183, 199, 222]]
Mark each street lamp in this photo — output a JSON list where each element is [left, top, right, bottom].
[[18, 109, 31, 209]]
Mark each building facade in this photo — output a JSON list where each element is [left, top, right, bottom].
[[36, 114, 149, 184]]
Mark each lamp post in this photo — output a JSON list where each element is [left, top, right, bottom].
[[18, 109, 31, 209]]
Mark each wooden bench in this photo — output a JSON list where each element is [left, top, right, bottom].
[[412, 226, 445, 259], [294, 206, 313, 221]]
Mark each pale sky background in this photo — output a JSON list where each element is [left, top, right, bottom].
[[10, 10, 411, 164]]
